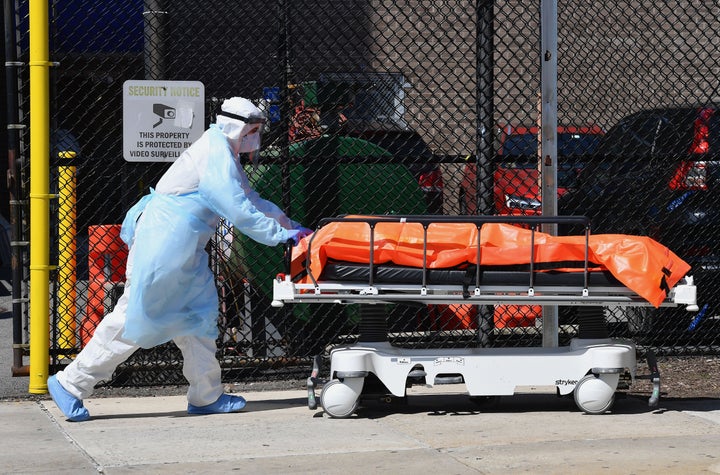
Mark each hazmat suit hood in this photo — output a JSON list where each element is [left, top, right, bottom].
[[216, 97, 266, 159]]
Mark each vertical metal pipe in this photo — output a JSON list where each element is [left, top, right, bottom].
[[4, 0, 29, 376], [540, 0, 558, 347], [278, 0, 292, 213], [475, 1, 495, 346], [475, 0, 494, 216], [143, 0, 166, 80], [540, 0, 558, 226], [28, 0, 51, 393]]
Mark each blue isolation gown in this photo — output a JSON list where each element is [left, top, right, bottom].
[[119, 125, 296, 348]]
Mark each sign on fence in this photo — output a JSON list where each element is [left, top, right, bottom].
[[122, 80, 205, 162]]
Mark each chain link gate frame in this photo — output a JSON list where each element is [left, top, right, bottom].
[[4, 0, 720, 387]]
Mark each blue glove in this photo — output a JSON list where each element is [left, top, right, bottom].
[[286, 229, 302, 245], [295, 226, 313, 239], [287, 226, 313, 246]]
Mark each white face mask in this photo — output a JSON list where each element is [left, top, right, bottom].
[[216, 103, 266, 162], [239, 127, 262, 166], [239, 130, 261, 154]]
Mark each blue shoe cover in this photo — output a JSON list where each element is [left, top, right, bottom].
[[47, 375, 90, 422], [187, 394, 246, 415]]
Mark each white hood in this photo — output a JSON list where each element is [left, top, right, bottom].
[[216, 97, 264, 155]]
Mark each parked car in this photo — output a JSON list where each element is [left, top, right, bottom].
[[457, 124, 603, 329], [459, 124, 604, 216], [566, 106, 720, 341]]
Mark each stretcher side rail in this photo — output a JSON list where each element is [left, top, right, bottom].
[[307, 215, 592, 294]]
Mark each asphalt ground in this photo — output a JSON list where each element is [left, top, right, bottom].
[[0, 294, 31, 400], [3, 294, 720, 474], [2, 385, 720, 474]]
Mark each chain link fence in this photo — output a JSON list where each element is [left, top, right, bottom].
[[4, 0, 720, 386]]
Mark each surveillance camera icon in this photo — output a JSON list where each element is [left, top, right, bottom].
[[153, 104, 176, 128]]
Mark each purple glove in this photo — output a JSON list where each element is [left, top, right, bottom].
[[286, 226, 313, 246], [286, 229, 302, 245], [295, 226, 313, 239]]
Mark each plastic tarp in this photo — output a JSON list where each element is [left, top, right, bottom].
[[291, 219, 691, 308]]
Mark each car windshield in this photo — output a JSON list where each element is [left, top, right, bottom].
[[498, 132, 602, 188], [502, 133, 602, 156]]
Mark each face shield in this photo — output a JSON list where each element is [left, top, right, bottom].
[[216, 109, 266, 164]]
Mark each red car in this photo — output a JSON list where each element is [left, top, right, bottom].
[[458, 124, 604, 328], [459, 124, 604, 216]]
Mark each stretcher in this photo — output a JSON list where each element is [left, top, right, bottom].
[[271, 215, 699, 417]]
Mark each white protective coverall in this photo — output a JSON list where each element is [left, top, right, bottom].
[[55, 97, 302, 407]]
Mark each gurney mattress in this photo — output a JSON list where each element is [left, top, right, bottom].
[[320, 259, 621, 288]]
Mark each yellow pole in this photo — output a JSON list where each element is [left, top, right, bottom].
[[58, 152, 77, 350], [28, 0, 52, 394]]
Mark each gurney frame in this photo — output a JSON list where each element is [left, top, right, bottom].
[[271, 215, 698, 417]]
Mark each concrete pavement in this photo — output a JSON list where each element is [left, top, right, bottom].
[[3, 385, 720, 474]]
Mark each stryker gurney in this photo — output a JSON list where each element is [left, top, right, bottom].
[[272, 215, 698, 417]]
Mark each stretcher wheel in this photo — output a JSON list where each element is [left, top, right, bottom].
[[573, 373, 617, 414], [320, 378, 363, 418]]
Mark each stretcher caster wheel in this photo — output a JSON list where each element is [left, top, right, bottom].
[[574, 373, 618, 414], [320, 378, 363, 418]]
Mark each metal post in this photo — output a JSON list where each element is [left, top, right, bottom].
[[57, 151, 77, 350], [475, 0, 495, 217], [475, 0, 495, 346], [540, 0, 559, 347], [278, 0, 292, 213], [143, 0, 166, 80], [28, 0, 51, 393], [4, 0, 30, 377]]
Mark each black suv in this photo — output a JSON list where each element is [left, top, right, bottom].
[[568, 107, 720, 341]]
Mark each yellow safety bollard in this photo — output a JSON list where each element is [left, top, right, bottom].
[[28, 0, 51, 394], [58, 151, 77, 351]]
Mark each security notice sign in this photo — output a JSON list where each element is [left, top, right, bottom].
[[123, 80, 205, 162]]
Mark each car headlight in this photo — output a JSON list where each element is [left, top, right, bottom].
[[505, 194, 542, 210]]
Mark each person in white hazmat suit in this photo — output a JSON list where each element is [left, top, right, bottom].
[[47, 97, 312, 422]]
